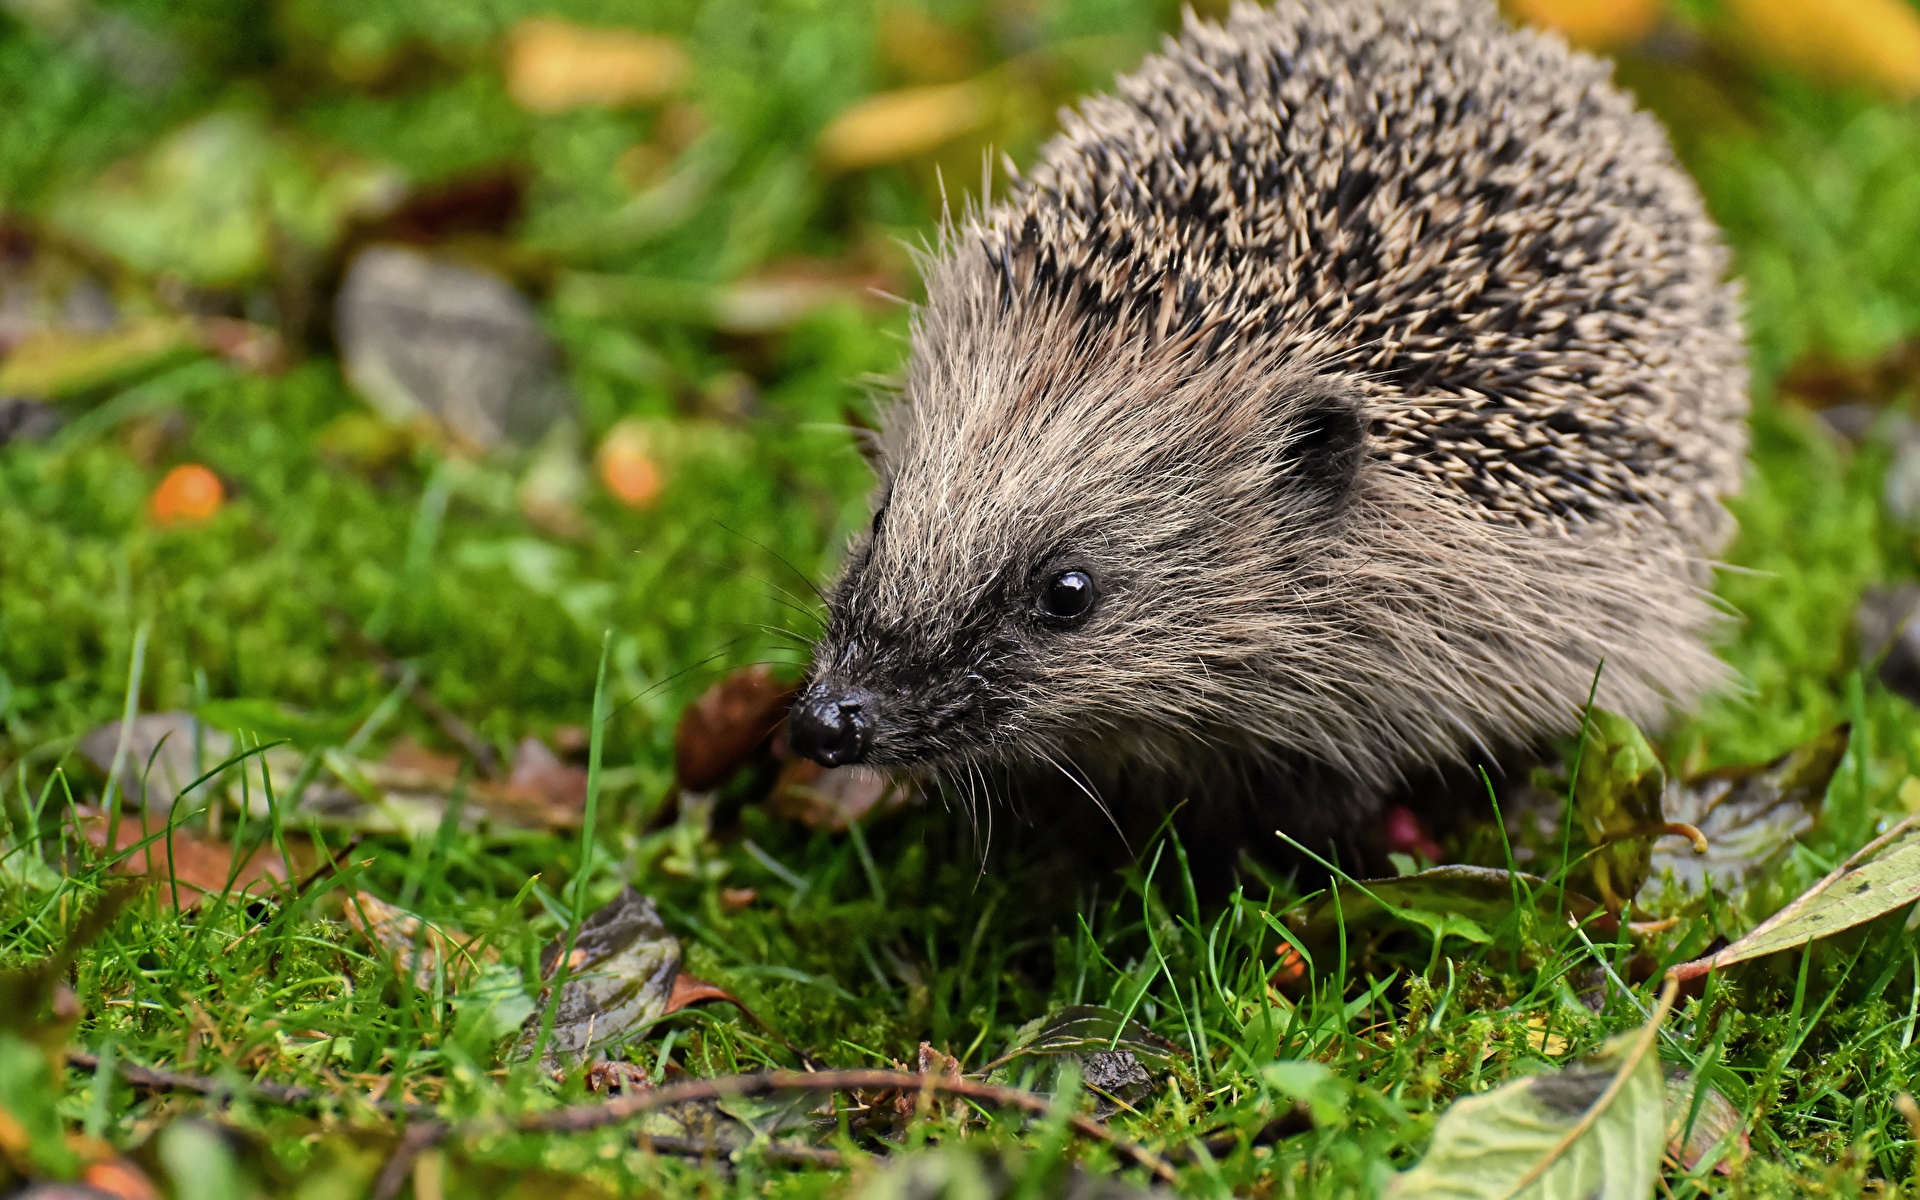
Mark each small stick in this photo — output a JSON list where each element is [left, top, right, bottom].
[[369, 1119, 450, 1200], [500, 1069, 1177, 1183], [63, 1049, 432, 1117]]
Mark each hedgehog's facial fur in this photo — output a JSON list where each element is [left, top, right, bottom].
[[794, 289, 1372, 775]]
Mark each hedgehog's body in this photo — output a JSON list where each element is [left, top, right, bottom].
[[790, 0, 1747, 855]]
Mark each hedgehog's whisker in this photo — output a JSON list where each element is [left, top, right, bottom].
[[1034, 743, 1128, 855]]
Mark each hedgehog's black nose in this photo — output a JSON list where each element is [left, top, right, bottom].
[[789, 685, 875, 767]]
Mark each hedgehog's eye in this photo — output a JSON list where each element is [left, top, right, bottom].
[[1035, 570, 1096, 625]]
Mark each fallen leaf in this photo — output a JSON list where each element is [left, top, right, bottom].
[[515, 887, 750, 1065], [674, 665, 795, 792], [355, 169, 526, 245], [986, 1005, 1188, 1114], [1292, 867, 1604, 952], [1574, 710, 1704, 910], [343, 892, 493, 990], [816, 81, 994, 171], [1505, 0, 1665, 49], [503, 736, 589, 813], [596, 420, 665, 509], [1388, 992, 1673, 1198], [505, 19, 689, 114], [768, 759, 906, 831], [148, 464, 225, 525], [1646, 727, 1848, 901], [1724, 0, 1920, 96], [335, 245, 575, 453], [1664, 1069, 1747, 1174], [1669, 812, 1920, 981], [1524, 1016, 1570, 1058], [76, 807, 295, 908], [0, 318, 195, 398], [81, 1157, 162, 1200]]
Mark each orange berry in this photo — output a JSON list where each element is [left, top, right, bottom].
[[149, 463, 225, 525], [596, 423, 664, 509]]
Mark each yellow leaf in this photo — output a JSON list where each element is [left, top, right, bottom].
[[0, 319, 194, 398], [504, 18, 690, 114], [1726, 0, 1920, 96], [817, 81, 992, 171], [1506, 0, 1666, 50]]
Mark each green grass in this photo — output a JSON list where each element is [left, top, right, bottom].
[[8, 0, 1920, 1196]]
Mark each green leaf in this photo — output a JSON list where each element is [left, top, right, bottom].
[[453, 963, 538, 1059], [1291, 867, 1602, 951], [1669, 811, 1920, 981], [1389, 988, 1674, 1200]]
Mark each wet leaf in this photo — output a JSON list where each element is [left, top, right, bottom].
[[673, 665, 795, 792], [1647, 727, 1848, 901], [1388, 1002, 1670, 1199], [816, 81, 994, 171], [1574, 710, 1699, 910], [1670, 811, 1920, 981], [306, 738, 586, 836], [79, 712, 293, 818], [505, 19, 689, 114], [1725, 0, 1920, 96], [147, 464, 225, 526], [335, 245, 574, 453], [515, 887, 748, 1065], [1505, 0, 1665, 49], [343, 892, 492, 991]]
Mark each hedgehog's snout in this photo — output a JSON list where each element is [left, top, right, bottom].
[[790, 682, 877, 767]]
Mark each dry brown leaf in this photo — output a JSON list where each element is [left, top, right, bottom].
[[1725, 0, 1920, 96], [1505, 0, 1665, 49], [768, 759, 906, 831], [816, 81, 993, 171], [344, 892, 494, 990], [76, 807, 296, 908], [673, 665, 795, 792], [505, 18, 690, 114]]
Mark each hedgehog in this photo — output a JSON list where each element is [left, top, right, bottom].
[[787, 0, 1748, 860]]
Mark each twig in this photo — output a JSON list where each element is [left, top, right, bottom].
[[502, 1069, 1177, 1183], [638, 1133, 845, 1167], [370, 1119, 449, 1200], [63, 1049, 431, 1116]]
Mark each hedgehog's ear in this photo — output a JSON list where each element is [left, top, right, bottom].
[[1271, 382, 1366, 511]]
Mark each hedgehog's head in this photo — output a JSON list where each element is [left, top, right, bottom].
[[792, 251, 1371, 782]]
